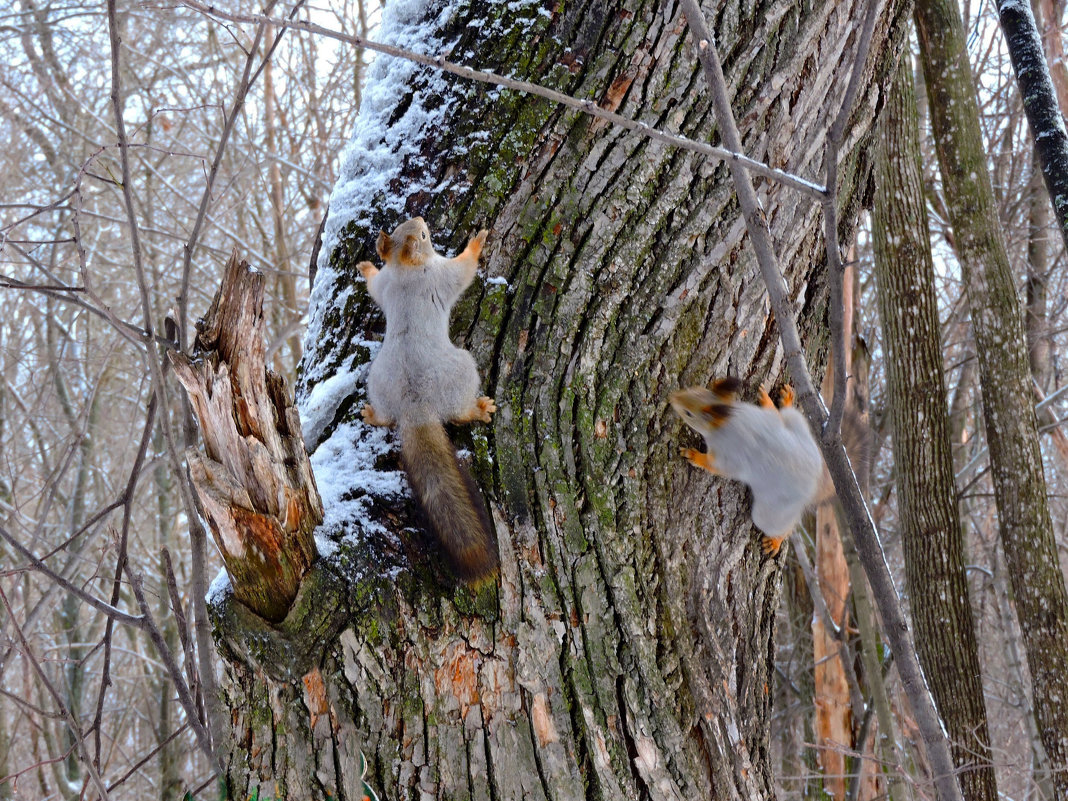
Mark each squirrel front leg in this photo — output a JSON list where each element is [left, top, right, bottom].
[[680, 447, 722, 475], [452, 395, 497, 424], [447, 230, 488, 282], [358, 260, 379, 285]]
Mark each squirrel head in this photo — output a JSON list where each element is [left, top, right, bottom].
[[669, 386, 734, 431], [377, 217, 433, 267]]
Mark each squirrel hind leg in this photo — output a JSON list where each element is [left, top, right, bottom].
[[361, 403, 393, 427], [761, 535, 787, 556]]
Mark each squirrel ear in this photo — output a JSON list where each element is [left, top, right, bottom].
[[376, 230, 391, 260], [701, 402, 733, 428]]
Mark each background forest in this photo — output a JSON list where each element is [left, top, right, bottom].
[[1, 0, 1068, 799]]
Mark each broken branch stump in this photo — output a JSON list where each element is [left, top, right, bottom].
[[170, 252, 320, 622]]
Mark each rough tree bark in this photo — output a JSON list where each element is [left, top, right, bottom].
[[999, 0, 1068, 251], [187, 1, 910, 798], [872, 58, 997, 801], [915, 0, 1068, 796]]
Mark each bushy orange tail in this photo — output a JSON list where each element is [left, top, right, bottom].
[[401, 422, 499, 584]]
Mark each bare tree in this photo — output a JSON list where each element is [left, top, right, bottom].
[[915, 0, 1068, 797], [872, 56, 997, 801]]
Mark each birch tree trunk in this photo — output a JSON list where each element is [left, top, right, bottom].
[[200, 1, 910, 798]]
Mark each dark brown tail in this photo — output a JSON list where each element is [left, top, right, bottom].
[[400, 422, 499, 584]]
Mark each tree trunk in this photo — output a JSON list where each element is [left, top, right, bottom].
[[199, 1, 910, 798], [999, 0, 1068, 252], [915, 0, 1068, 797], [872, 56, 998, 801]]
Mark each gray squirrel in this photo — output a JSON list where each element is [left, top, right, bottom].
[[671, 377, 867, 555], [358, 217, 498, 583]]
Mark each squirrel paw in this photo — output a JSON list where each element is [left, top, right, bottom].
[[761, 535, 786, 556], [475, 395, 497, 421], [776, 384, 795, 409], [464, 229, 488, 260], [454, 396, 497, 424], [357, 261, 378, 280], [360, 403, 392, 427], [680, 447, 719, 474], [758, 387, 775, 409]]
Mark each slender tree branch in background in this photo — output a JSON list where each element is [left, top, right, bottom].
[[106, 0, 228, 762], [178, 0, 828, 200], [124, 568, 219, 771], [0, 522, 145, 628], [676, 3, 964, 800], [91, 391, 158, 766], [998, 0, 1068, 252], [821, 0, 880, 439], [789, 532, 866, 713], [0, 587, 112, 800]]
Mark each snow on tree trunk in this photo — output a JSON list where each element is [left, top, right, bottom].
[[203, 1, 910, 798], [998, 0, 1068, 251]]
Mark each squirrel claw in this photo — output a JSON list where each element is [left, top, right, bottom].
[[476, 395, 497, 421], [777, 384, 795, 409], [761, 535, 786, 556]]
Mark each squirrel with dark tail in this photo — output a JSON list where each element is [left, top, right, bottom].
[[358, 217, 498, 584]]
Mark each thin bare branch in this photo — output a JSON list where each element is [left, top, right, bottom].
[[177, 0, 828, 200], [822, 0, 881, 439], [0, 522, 145, 628], [0, 586, 112, 799]]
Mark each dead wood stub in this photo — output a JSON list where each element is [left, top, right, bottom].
[[170, 252, 321, 623]]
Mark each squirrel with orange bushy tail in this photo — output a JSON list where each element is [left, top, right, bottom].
[[670, 377, 869, 555], [358, 217, 498, 584]]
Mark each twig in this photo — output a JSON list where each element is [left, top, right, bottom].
[[675, 4, 964, 801], [0, 522, 144, 628], [91, 391, 158, 765], [105, 722, 190, 792], [0, 586, 112, 799], [162, 545, 203, 718], [124, 568, 218, 770], [177, 0, 827, 200], [822, 0, 881, 439], [790, 531, 866, 714]]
